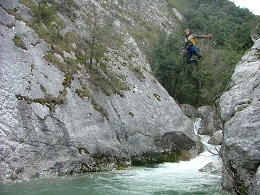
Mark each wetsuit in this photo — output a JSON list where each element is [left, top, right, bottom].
[[184, 34, 209, 64]]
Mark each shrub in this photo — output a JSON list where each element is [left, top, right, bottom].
[[129, 65, 144, 80], [32, 0, 57, 23], [13, 34, 27, 50]]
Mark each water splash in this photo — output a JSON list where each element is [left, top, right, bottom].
[[193, 117, 202, 135]]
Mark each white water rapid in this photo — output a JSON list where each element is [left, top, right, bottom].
[[0, 119, 228, 195]]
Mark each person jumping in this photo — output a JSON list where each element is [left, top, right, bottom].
[[181, 29, 213, 64]]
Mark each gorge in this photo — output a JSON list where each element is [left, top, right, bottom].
[[0, 0, 259, 194]]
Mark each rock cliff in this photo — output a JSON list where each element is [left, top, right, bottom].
[[220, 39, 260, 194], [0, 0, 198, 180]]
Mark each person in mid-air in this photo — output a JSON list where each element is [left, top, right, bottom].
[[181, 29, 213, 64]]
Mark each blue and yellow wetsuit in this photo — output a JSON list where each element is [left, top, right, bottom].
[[184, 34, 210, 64]]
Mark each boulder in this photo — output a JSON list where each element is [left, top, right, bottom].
[[208, 130, 223, 145], [197, 106, 221, 136], [199, 161, 222, 175], [180, 104, 198, 118]]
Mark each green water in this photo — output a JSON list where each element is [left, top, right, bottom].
[[0, 136, 229, 195], [0, 162, 228, 195]]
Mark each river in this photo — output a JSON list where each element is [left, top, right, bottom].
[[0, 135, 230, 195]]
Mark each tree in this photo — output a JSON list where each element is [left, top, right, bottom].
[[149, 0, 259, 107]]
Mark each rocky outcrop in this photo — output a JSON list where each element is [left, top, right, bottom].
[[199, 161, 222, 175], [179, 104, 198, 118], [208, 130, 223, 145], [0, 0, 199, 181], [197, 106, 221, 136], [220, 39, 260, 194], [249, 167, 260, 195]]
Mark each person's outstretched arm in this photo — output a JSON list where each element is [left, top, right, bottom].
[[194, 34, 213, 38]]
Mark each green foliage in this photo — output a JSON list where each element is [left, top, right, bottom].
[[86, 63, 129, 97], [128, 65, 144, 81], [5, 8, 23, 21], [197, 44, 243, 105], [43, 53, 63, 66], [76, 81, 109, 119], [19, 0, 33, 8], [20, 0, 55, 23], [173, 68, 202, 106], [93, 44, 106, 64], [13, 34, 27, 50], [62, 74, 73, 87], [56, 0, 79, 21], [64, 31, 77, 48], [19, 0, 65, 45], [149, 0, 259, 107], [118, 0, 124, 6], [124, 8, 160, 55], [18, 0, 128, 102], [32, 0, 57, 23], [14, 0, 131, 120], [178, 0, 256, 49], [16, 91, 66, 111], [149, 31, 243, 106], [149, 31, 185, 100], [14, 0, 258, 110], [19, 0, 65, 31], [34, 22, 63, 44]]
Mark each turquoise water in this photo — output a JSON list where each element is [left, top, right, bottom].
[[0, 136, 229, 195], [0, 155, 228, 195], [0, 164, 226, 195]]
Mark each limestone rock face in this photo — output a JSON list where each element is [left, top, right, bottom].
[[220, 39, 260, 194], [180, 104, 198, 118], [208, 130, 223, 145], [197, 106, 221, 136], [0, 0, 199, 180], [249, 167, 260, 195], [199, 161, 222, 175]]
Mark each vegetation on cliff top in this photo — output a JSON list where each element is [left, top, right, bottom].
[[10, 0, 131, 116], [8, 0, 260, 108], [149, 0, 260, 107]]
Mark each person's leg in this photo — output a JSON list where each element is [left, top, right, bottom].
[[185, 49, 192, 64], [193, 46, 202, 60]]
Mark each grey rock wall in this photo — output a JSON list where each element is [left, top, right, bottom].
[[197, 106, 221, 136], [220, 39, 260, 194], [0, 0, 199, 181]]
